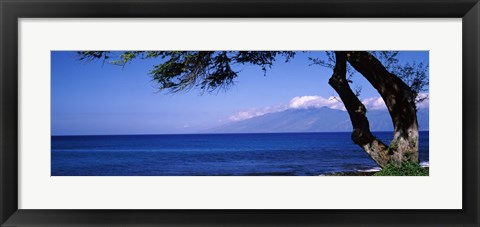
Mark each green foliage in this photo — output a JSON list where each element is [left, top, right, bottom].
[[388, 141, 398, 150], [373, 161, 429, 176], [403, 151, 413, 159], [386, 141, 398, 155], [371, 51, 429, 107], [77, 51, 295, 93], [394, 62, 429, 107], [310, 51, 429, 107], [77, 51, 111, 61]]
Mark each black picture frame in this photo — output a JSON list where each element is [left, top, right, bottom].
[[1, 0, 479, 226]]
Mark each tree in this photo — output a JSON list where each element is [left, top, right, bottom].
[[78, 51, 428, 168]]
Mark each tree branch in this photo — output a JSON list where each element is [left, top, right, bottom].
[[328, 51, 390, 167]]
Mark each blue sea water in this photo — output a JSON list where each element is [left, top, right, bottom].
[[51, 131, 429, 176]]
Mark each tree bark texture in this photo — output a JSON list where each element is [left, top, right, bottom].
[[328, 52, 390, 167], [345, 51, 419, 166]]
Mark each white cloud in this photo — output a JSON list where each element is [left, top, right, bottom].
[[228, 105, 288, 121], [288, 96, 346, 110], [228, 93, 429, 122], [362, 97, 387, 110], [416, 93, 429, 109], [361, 93, 429, 111]]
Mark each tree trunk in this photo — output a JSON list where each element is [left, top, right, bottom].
[[328, 52, 390, 167], [345, 51, 419, 166]]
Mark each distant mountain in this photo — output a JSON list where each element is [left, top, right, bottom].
[[206, 107, 429, 133]]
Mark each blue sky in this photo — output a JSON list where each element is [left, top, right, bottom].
[[51, 51, 428, 135]]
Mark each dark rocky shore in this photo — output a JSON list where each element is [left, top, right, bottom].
[[320, 167, 429, 176], [320, 171, 377, 176]]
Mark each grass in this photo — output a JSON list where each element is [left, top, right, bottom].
[[373, 161, 429, 176]]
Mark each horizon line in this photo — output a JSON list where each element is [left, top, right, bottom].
[[51, 130, 430, 137]]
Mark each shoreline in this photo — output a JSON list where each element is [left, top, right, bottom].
[[320, 166, 429, 176], [320, 171, 377, 176]]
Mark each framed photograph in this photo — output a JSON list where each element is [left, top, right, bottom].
[[1, 0, 478, 226]]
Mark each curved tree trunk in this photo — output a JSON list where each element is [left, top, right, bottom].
[[345, 51, 419, 166], [328, 52, 390, 167]]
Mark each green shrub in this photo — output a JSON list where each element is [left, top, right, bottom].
[[373, 161, 429, 176]]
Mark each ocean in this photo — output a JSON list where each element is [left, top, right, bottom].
[[51, 131, 429, 176]]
